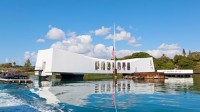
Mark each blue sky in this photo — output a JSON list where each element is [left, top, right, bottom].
[[1, 0, 200, 65]]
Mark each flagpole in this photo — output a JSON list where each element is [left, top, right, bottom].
[[113, 24, 117, 84], [112, 24, 118, 112], [114, 24, 116, 70]]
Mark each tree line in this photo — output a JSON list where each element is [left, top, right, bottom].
[[0, 59, 34, 71], [118, 49, 200, 73]]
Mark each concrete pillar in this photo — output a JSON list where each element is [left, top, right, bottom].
[[38, 70, 42, 87]]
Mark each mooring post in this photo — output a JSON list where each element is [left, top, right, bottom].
[[38, 70, 42, 87], [113, 68, 117, 85]]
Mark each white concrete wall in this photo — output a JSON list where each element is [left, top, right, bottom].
[[129, 58, 155, 73], [35, 48, 155, 76], [51, 48, 102, 74], [35, 49, 53, 76]]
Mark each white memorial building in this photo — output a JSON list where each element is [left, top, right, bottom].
[[35, 48, 155, 76]]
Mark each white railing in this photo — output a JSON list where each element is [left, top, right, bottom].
[[157, 70, 193, 74]]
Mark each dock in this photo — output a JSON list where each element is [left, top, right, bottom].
[[123, 72, 165, 79], [0, 78, 32, 84], [157, 70, 193, 77]]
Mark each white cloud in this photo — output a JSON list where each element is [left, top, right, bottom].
[[24, 51, 37, 62], [36, 38, 45, 43], [133, 43, 142, 47], [92, 44, 136, 59], [46, 26, 65, 40], [95, 26, 111, 36], [128, 38, 136, 44], [116, 26, 124, 31], [92, 44, 137, 59], [50, 33, 181, 59], [49, 25, 142, 59], [105, 30, 131, 41], [116, 50, 135, 58], [50, 41, 67, 50], [158, 43, 180, 50], [46, 25, 141, 57], [105, 25, 141, 47], [92, 44, 119, 59], [50, 32, 136, 59], [51, 35, 93, 54], [4, 58, 9, 63], [44, 25, 180, 60], [48, 25, 52, 28], [67, 32, 76, 37], [2, 58, 23, 65], [105, 26, 130, 40], [146, 43, 182, 58], [147, 49, 182, 58]]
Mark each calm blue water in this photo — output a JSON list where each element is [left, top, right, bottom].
[[0, 76, 200, 112]]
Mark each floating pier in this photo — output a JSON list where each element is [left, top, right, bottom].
[[123, 72, 165, 79], [0, 78, 32, 84], [157, 70, 193, 77]]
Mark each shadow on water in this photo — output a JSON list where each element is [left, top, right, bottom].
[[60, 73, 84, 81], [192, 74, 200, 92]]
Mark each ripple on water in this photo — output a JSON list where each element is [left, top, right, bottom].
[[0, 92, 24, 107], [0, 84, 61, 112]]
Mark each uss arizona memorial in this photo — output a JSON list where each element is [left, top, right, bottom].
[[35, 48, 155, 76]]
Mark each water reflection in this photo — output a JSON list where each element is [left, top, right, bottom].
[[31, 77, 194, 107], [1, 75, 199, 111], [113, 78, 118, 112]]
